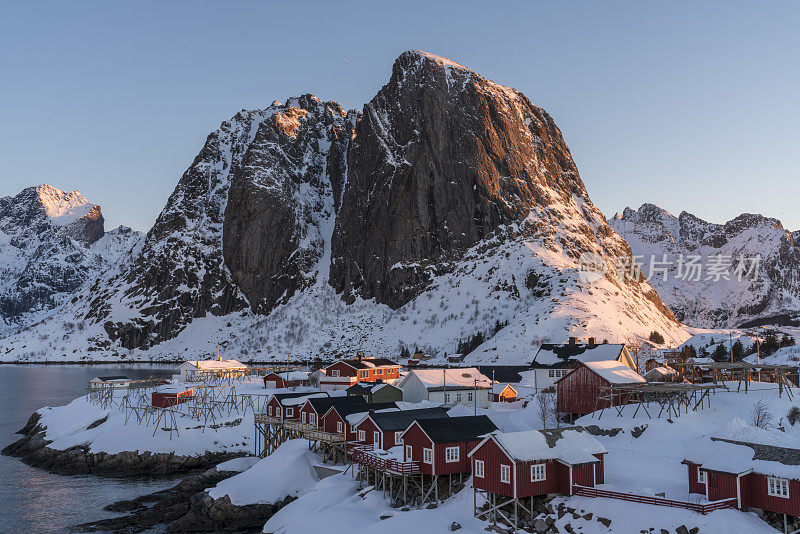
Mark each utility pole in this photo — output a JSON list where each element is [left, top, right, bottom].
[[729, 333, 734, 363], [474, 379, 477, 415], [443, 369, 447, 406]]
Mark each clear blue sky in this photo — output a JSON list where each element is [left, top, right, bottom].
[[1, 1, 798, 232]]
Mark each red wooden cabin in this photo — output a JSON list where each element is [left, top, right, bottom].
[[684, 436, 800, 514], [320, 356, 400, 390], [152, 387, 193, 408], [400, 415, 498, 476], [353, 407, 448, 450], [264, 392, 327, 422], [321, 402, 397, 440], [262, 371, 310, 389], [468, 426, 606, 498], [298, 396, 365, 429], [556, 360, 645, 416]]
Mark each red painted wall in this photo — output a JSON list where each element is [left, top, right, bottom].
[[324, 361, 400, 382], [685, 463, 707, 495], [151, 390, 192, 408], [298, 402, 321, 428], [556, 364, 613, 415], [744, 474, 800, 515], [354, 417, 384, 448], [707, 471, 738, 501], [326, 361, 358, 378], [401, 423, 434, 472], [593, 454, 605, 484]]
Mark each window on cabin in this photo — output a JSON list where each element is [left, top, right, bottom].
[[531, 463, 546, 482], [768, 476, 790, 498], [374, 431, 380, 447], [358, 430, 366, 441], [330, 370, 340, 377], [286, 408, 293, 417], [456, 393, 462, 403], [337, 421, 343, 433], [445, 447, 459, 463], [697, 470, 706, 484], [301, 412, 307, 423], [423, 448, 433, 464], [406, 445, 412, 459], [395, 431, 403, 445], [360, 370, 368, 379], [276, 407, 282, 417], [268, 406, 272, 416], [500, 464, 511, 483], [474, 460, 485, 478], [468, 391, 474, 402], [309, 413, 316, 425], [444, 393, 451, 403]]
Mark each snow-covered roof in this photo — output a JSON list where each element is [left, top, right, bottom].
[[265, 371, 309, 381], [405, 368, 491, 390], [532, 343, 626, 368], [644, 366, 678, 380], [181, 359, 248, 371], [473, 426, 606, 466], [685, 436, 800, 480], [582, 361, 645, 385]]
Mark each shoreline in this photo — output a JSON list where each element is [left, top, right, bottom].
[[2, 412, 246, 478]]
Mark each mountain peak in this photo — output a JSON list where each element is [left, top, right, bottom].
[[34, 184, 98, 227]]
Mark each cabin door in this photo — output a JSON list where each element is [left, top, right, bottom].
[[707, 471, 722, 501]]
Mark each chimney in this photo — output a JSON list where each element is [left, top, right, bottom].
[[357, 352, 363, 362], [588, 337, 596, 346], [568, 337, 577, 345]]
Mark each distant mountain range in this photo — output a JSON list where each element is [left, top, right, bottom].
[[13, 51, 789, 362], [609, 204, 800, 329]]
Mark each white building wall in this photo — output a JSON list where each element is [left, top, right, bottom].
[[396, 374, 430, 403]]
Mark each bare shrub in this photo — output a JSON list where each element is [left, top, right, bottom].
[[537, 392, 558, 429], [751, 399, 774, 429], [788, 406, 800, 426]]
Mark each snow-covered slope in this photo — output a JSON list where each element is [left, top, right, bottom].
[[610, 203, 800, 328], [0, 185, 142, 335], [0, 52, 689, 362]]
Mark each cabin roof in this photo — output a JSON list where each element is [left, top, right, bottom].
[[532, 343, 625, 369], [306, 396, 366, 413], [580, 360, 645, 385], [365, 407, 449, 432], [330, 402, 398, 419], [271, 391, 328, 405], [685, 436, 800, 479], [405, 368, 491, 390], [413, 415, 498, 444], [327, 358, 399, 370], [479, 426, 606, 465]]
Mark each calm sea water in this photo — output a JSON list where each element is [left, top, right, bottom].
[[0, 364, 179, 534]]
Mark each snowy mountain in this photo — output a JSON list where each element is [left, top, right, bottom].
[[0, 52, 688, 362], [609, 203, 800, 328], [0, 185, 142, 334]]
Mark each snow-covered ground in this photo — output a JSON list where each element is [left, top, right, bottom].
[[26, 374, 800, 532]]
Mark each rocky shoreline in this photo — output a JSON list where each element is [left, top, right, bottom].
[[76, 466, 294, 533], [1, 412, 244, 477], [4, 411, 293, 532]]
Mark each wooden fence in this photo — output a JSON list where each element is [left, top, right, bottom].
[[572, 486, 737, 514]]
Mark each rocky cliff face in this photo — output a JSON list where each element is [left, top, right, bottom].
[[223, 95, 355, 314], [610, 203, 800, 328], [331, 51, 593, 308], [0, 185, 140, 334], [1, 51, 689, 361]]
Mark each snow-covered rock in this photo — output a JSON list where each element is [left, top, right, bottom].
[[610, 203, 800, 328]]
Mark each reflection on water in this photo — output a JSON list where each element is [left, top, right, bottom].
[[0, 364, 179, 534]]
